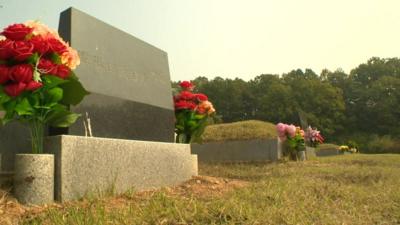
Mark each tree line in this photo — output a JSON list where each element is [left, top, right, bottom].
[[173, 57, 400, 151]]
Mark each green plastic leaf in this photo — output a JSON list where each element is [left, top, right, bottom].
[[0, 91, 11, 106], [27, 53, 39, 65], [3, 100, 16, 113], [15, 98, 34, 116], [49, 53, 62, 65], [28, 93, 40, 108], [190, 116, 208, 143], [42, 75, 69, 89], [46, 87, 63, 104], [60, 78, 89, 105], [68, 70, 79, 80], [48, 111, 80, 127], [194, 114, 206, 120]]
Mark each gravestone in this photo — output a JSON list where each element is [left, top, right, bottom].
[[57, 7, 175, 142], [0, 7, 175, 171]]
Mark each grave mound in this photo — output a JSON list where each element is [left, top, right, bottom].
[[201, 120, 277, 143]]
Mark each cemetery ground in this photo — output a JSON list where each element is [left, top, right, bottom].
[[0, 154, 399, 224]]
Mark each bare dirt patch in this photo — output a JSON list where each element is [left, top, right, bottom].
[[169, 176, 249, 198], [0, 176, 249, 224]]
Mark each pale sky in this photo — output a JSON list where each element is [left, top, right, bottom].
[[0, 0, 399, 81]]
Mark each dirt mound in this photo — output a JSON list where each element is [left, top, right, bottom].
[[172, 176, 249, 197], [0, 176, 249, 224]]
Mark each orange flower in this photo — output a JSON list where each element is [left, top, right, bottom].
[[61, 47, 80, 69], [197, 100, 215, 115], [24, 20, 58, 37], [25, 21, 80, 70]]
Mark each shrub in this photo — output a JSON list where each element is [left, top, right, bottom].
[[364, 135, 400, 154]]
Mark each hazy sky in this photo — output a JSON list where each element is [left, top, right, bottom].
[[0, 0, 399, 81]]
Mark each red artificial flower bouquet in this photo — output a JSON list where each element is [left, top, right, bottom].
[[0, 21, 88, 153], [173, 81, 215, 143]]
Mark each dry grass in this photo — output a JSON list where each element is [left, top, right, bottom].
[[317, 143, 340, 151], [201, 120, 277, 143], [1, 154, 399, 224]]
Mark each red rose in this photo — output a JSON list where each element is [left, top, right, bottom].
[[38, 58, 57, 74], [30, 35, 50, 55], [25, 81, 43, 91], [1, 23, 33, 41], [47, 37, 68, 55], [174, 100, 196, 110], [177, 91, 195, 101], [179, 81, 194, 90], [10, 64, 33, 83], [12, 41, 34, 61], [0, 65, 10, 84], [4, 82, 26, 97], [56, 64, 70, 79], [195, 93, 208, 101], [0, 39, 14, 60]]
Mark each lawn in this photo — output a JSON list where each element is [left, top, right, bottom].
[[2, 154, 400, 224]]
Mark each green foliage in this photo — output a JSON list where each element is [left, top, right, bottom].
[[364, 135, 399, 154], [346, 140, 359, 150], [180, 57, 400, 148], [0, 74, 89, 153], [175, 110, 209, 143], [59, 78, 90, 106]]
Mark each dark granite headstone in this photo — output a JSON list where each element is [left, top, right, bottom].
[[0, 7, 175, 171], [57, 7, 175, 141]]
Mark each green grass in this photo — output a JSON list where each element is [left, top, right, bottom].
[[23, 154, 400, 225], [201, 120, 277, 143]]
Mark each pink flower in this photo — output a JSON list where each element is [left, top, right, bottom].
[[276, 123, 287, 137], [286, 124, 296, 138]]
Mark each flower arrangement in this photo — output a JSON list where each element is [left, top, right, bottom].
[[305, 126, 324, 147], [276, 123, 305, 160], [339, 145, 357, 153], [173, 81, 215, 143], [0, 21, 88, 153]]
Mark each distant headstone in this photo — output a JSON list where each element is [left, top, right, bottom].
[[0, 7, 175, 171], [57, 7, 175, 141]]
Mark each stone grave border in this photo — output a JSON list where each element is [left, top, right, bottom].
[[191, 138, 283, 162], [44, 135, 197, 202]]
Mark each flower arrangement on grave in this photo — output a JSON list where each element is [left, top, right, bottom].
[[305, 126, 324, 147], [346, 140, 359, 153], [339, 145, 357, 153], [0, 21, 88, 153], [276, 123, 306, 160], [173, 81, 215, 143]]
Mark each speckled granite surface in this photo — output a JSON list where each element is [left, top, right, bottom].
[[45, 135, 197, 202]]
